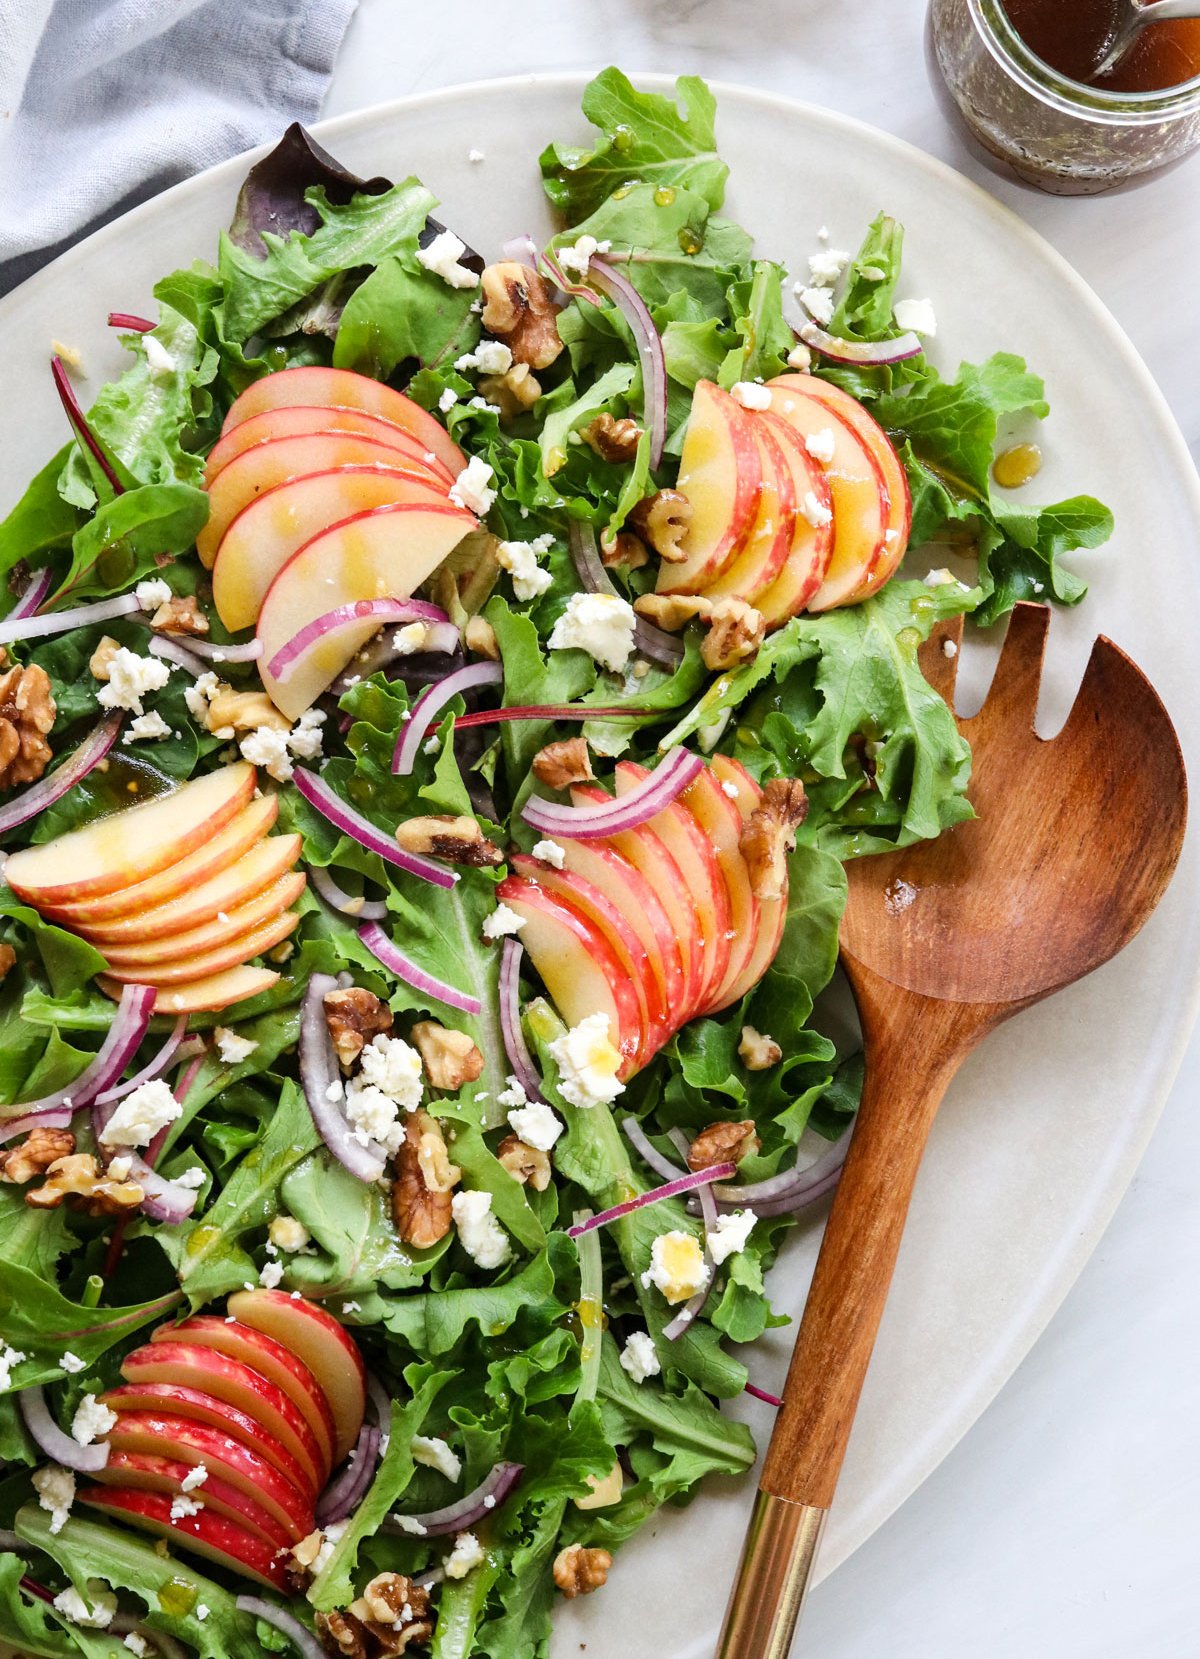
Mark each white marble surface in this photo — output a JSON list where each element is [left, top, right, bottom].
[[322, 3, 1200, 1654]]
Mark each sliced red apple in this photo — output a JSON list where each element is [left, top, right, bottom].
[[78, 1486, 288, 1589], [212, 467, 452, 632], [100, 965, 282, 1016], [656, 381, 763, 594], [220, 365, 466, 482], [101, 907, 300, 986], [204, 405, 455, 488], [743, 411, 835, 626], [153, 1316, 336, 1472], [493, 875, 644, 1079], [43, 795, 279, 927], [98, 869, 306, 968], [225, 1290, 366, 1466], [77, 833, 302, 947], [696, 415, 795, 604], [704, 755, 786, 1009], [104, 1410, 313, 1540], [5, 763, 256, 906], [91, 1448, 294, 1549], [256, 502, 476, 721], [679, 765, 760, 1014]]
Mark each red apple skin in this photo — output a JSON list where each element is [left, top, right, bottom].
[[679, 765, 761, 1013], [225, 1289, 367, 1467], [697, 414, 796, 604], [104, 1409, 314, 1541], [92, 1448, 294, 1549], [705, 755, 788, 1009], [78, 1486, 289, 1590], [748, 410, 836, 624], [656, 381, 764, 593], [204, 404, 455, 487], [150, 1315, 336, 1474], [99, 965, 282, 1017]]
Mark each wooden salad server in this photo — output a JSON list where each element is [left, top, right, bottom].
[[718, 602, 1188, 1658]]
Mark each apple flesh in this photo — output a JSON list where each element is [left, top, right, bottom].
[[204, 404, 455, 488], [78, 1486, 289, 1589], [678, 765, 760, 1010], [92, 1448, 294, 1549], [697, 416, 796, 604], [225, 1290, 367, 1466], [97, 869, 306, 968], [102, 906, 300, 987], [102, 964, 282, 1016], [703, 756, 787, 1008], [221, 365, 466, 482], [656, 381, 763, 593], [256, 502, 477, 720], [747, 410, 835, 626]]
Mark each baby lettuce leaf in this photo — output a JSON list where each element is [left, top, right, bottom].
[[57, 481, 208, 603], [228, 121, 392, 257], [829, 211, 907, 342], [334, 255, 482, 379], [562, 182, 752, 312], [719, 261, 794, 389], [0, 1271, 180, 1391], [0, 445, 82, 586]]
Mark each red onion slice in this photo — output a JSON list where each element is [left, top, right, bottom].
[[93, 1017, 189, 1107], [502, 234, 540, 267], [18, 1385, 109, 1472], [235, 1598, 325, 1659], [499, 939, 546, 1104], [0, 592, 140, 647], [52, 356, 124, 496], [8, 569, 53, 620], [539, 249, 603, 308], [148, 636, 208, 677], [794, 316, 923, 366], [712, 1131, 850, 1214], [591, 255, 668, 468], [365, 1370, 391, 1429], [123, 1151, 199, 1224], [567, 521, 683, 668], [0, 713, 122, 836], [265, 598, 450, 683], [359, 921, 481, 1015], [521, 747, 703, 839], [308, 865, 388, 922], [292, 769, 457, 890], [567, 1163, 735, 1238], [622, 1116, 686, 1185], [662, 1277, 713, 1341], [299, 971, 387, 1183], [108, 313, 155, 332], [315, 1423, 382, 1525], [384, 1461, 524, 1537], [391, 660, 503, 776], [175, 635, 263, 664], [744, 1382, 783, 1408], [0, 1106, 74, 1147], [0, 983, 156, 1145]]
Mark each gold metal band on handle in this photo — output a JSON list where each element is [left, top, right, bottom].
[[716, 1494, 827, 1659]]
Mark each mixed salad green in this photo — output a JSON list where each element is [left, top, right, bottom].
[[0, 68, 1110, 1659]]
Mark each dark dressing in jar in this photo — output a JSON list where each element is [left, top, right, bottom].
[[1002, 0, 1200, 90]]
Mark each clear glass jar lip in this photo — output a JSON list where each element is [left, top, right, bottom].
[[968, 0, 1200, 121]]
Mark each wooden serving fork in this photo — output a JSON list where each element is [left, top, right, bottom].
[[718, 603, 1188, 1657]]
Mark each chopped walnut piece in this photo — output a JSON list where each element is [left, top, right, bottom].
[[581, 413, 642, 463], [739, 778, 809, 902], [291, 1529, 325, 1570], [25, 1153, 144, 1215], [480, 262, 563, 370], [0, 943, 14, 982], [628, 490, 692, 562], [394, 814, 501, 868], [323, 986, 393, 1071], [393, 1110, 455, 1249], [531, 737, 592, 790], [371, 1621, 434, 1658], [464, 616, 500, 660], [599, 529, 648, 571], [316, 1609, 369, 1659], [151, 595, 209, 636], [0, 1127, 75, 1185], [701, 598, 766, 671], [553, 1543, 613, 1598], [0, 664, 55, 789], [687, 1119, 761, 1170], [414, 1112, 461, 1195], [739, 1028, 782, 1071], [633, 593, 713, 633], [478, 363, 541, 419], [411, 1021, 484, 1092], [353, 1573, 433, 1647], [202, 684, 289, 738], [496, 1134, 552, 1192], [89, 635, 122, 681]]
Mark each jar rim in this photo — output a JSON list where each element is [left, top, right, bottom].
[[968, 0, 1200, 121]]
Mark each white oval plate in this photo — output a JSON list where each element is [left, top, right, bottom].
[[2, 75, 1198, 1659]]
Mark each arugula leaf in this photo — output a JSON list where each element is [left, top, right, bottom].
[[562, 182, 752, 311], [719, 262, 794, 389], [829, 212, 907, 342], [334, 256, 482, 379]]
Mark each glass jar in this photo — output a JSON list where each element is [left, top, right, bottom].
[[928, 0, 1200, 193]]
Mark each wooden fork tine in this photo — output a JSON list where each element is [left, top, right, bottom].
[[918, 615, 963, 705], [975, 601, 1050, 730]]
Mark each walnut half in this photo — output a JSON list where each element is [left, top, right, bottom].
[[411, 1022, 484, 1092], [25, 1153, 144, 1216], [480, 262, 563, 370], [496, 1134, 552, 1192], [531, 737, 592, 791], [324, 987, 393, 1071], [582, 413, 642, 463], [151, 595, 208, 637], [392, 1110, 456, 1249], [739, 1027, 782, 1071], [687, 1120, 761, 1171], [394, 815, 501, 868], [0, 1128, 75, 1185], [343, 1573, 434, 1655], [0, 664, 55, 789], [553, 1544, 613, 1598], [739, 778, 809, 902], [628, 490, 692, 562], [701, 598, 766, 671]]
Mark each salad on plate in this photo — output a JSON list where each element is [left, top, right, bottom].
[[0, 68, 1112, 1659]]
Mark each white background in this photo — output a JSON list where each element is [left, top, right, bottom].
[[320, 4, 1200, 1655]]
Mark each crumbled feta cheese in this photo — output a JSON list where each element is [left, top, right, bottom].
[[393, 622, 429, 656], [800, 490, 834, 529], [554, 235, 611, 276], [720, 778, 740, 800], [444, 1530, 486, 1579], [786, 341, 813, 371], [548, 591, 636, 674], [497, 534, 554, 602], [342, 1300, 361, 1314], [0, 1344, 26, 1390], [923, 567, 957, 587], [135, 578, 172, 612], [288, 708, 326, 762], [619, 1329, 661, 1383], [708, 1208, 758, 1266], [107, 1155, 132, 1181], [308, 1520, 348, 1577], [174, 1166, 206, 1189], [359, 1034, 424, 1110], [33, 1464, 76, 1534], [52, 1583, 115, 1627], [439, 387, 459, 413], [184, 670, 220, 723], [71, 1393, 117, 1447], [449, 455, 497, 516], [170, 1493, 203, 1521], [547, 1012, 624, 1110], [731, 381, 772, 411], [239, 723, 293, 783], [640, 1231, 711, 1305], [98, 1078, 181, 1150], [456, 340, 512, 375], [180, 1463, 209, 1493], [507, 1098, 563, 1152], [817, 224, 830, 242], [412, 1434, 462, 1482], [417, 230, 479, 290], [796, 284, 835, 326], [943, 638, 959, 659], [143, 335, 176, 379], [344, 1083, 404, 1154], [451, 1189, 512, 1269], [124, 1634, 149, 1656], [259, 1259, 284, 1290], [195, 1605, 210, 1622], [894, 297, 937, 337], [468, 148, 486, 164], [214, 1026, 258, 1066], [393, 1513, 428, 1536], [325, 1078, 345, 1104], [531, 838, 566, 869], [269, 1214, 311, 1252], [496, 1076, 528, 1112], [122, 710, 171, 744], [96, 647, 170, 716], [482, 903, 525, 942], [807, 247, 850, 287], [804, 428, 837, 466]]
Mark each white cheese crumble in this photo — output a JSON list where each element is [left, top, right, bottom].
[[259, 1260, 284, 1290], [786, 341, 813, 371], [392, 1514, 428, 1536], [449, 455, 497, 516], [444, 1530, 486, 1579], [496, 1075, 528, 1110], [214, 1027, 258, 1066], [180, 1463, 209, 1492], [124, 1635, 149, 1656], [720, 778, 740, 799], [108, 1156, 132, 1181], [439, 387, 458, 413], [135, 578, 172, 611], [807, 247, 850, 287], [894, 297, 937, 337], [730, 381, 772, 411], [531, 838, 566, 869], [98, 1078, 181, 1149], [554, 235, 611, 276], [269, 1214, 311, 1252], [481, 903, 525, 942], [708, 1208, 758, 1266], [547, 1012, 624, 1110], [52, 1583, 115, 1627], [412, 1434, 462, 1482], [548, 590, 636, 674], [143, 336, 176, 380], [239, 723, 292, 782], [344, 1084, 405, 1154], [359, 1034, 424, 1110], [507, 1098, 563, 1152], [71, 1393, 117, 1446], [804, 427, 837, 466], [796, 284, 835, 327], [183, 670, 219, 723], [451, 1190, 512, 1269], [923, 567, 957, 587], [288, 708, 326, 762], [0, 1344, 26, 1390], [468, 148, 486, 164], [619, 1329, 661, 1383], [175, 1166, 206, 1189], [308, 1520, 348, 1577], [943, 638, 959, 659], [456, 340, 512, 375], [96, 647, 171, 716], [640, 1231, 711, 1305], [33, 1464, 76, 1534], [170, 1493, 203, 1521], [497, 534, 554, 602], [393, 622, 429, 656], [800, 490, 834, 529], [196, 1605, 210, 1622], [417, 230, 479, 290], [122, 710, 171, 744]]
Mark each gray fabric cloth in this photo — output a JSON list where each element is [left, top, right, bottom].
[[0, 0, 359, 295]]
